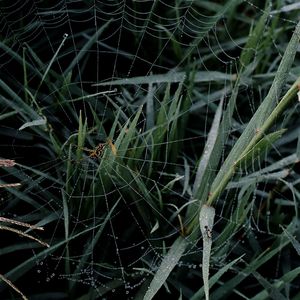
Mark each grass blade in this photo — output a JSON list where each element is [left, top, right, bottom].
[[143, 237, 188, 300], [94, 71, 236, 86], [19, 118, 47, 131], [199, 205, 215, 300]]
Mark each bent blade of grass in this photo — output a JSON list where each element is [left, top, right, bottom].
[[143, 237, 188, 300], [199, 205, 215, 300], [19, 118, 47, 131]]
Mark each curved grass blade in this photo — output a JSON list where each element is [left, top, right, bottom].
[[19, 118, 47, 131], [143, 237, 188, 300], [199, 205, 215, 300]]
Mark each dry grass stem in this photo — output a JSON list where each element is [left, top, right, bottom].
[[0, 159, 16, 167], [0, 225, 49, 247], [0, 273, 28, 300], [0, 183, 21, 188], [0, 217, 44, 230]]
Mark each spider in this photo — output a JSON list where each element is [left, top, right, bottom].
[[204, 225, 212, 239], [82, 138, 116, 159], [85, 143, 107, 159]]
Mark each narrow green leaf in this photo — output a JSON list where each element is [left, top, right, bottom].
[[296, 133, 300, 159], [34, 33, 69, 98], [94, 71, 236, 86], [199, 205, 216, 300], [143, 237, 188, 300], [18, 118, 47, 131], [114, 105, 143, 161], [146, 83, 155, 131], [77, 110, 87, 161], [0, 111, 18, 120]]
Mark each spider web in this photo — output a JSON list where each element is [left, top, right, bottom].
[[0, 0, 299, 299]]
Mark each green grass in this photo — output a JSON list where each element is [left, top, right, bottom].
[[0, 1, 300, 299]]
